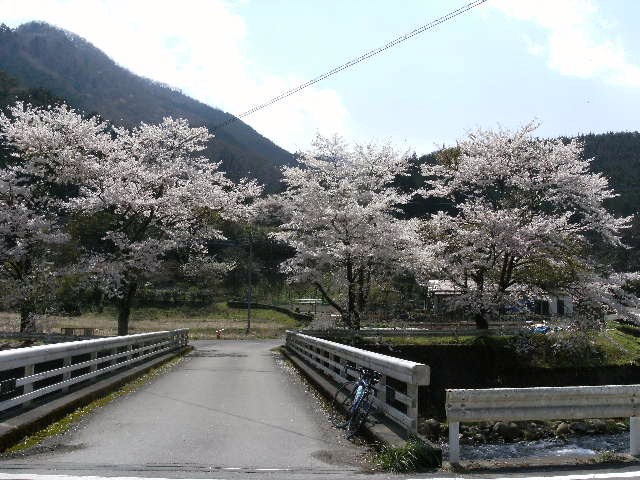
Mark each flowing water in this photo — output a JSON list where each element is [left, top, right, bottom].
[[443, 432, 629, 460]]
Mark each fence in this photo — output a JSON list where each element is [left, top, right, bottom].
[[305, 316, 570, 336], [285, 331, 429, 434], [0, 329, 188, 416], [446, 385, 640, 463], [303, 326, 524, 339]]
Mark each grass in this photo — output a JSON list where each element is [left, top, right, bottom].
[[0, 302, 301, 340], [373, 437, 441, 472], [4, 352, 188, 454], [596, 326, 640, 365], [367, 335, 480, 346], [592, 450, 627, 464], [364, 320, 640, 368]]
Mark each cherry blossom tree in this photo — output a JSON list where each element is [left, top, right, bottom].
[[0, 169, 68, 332], [273, 134, 418, 330], [417, 123, 637, 328], [0, 102, 261, 335]]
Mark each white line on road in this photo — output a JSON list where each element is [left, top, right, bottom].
[[408, 471, 640, 480], [0, 474, 226, 480], [0, 469, 293, 480]]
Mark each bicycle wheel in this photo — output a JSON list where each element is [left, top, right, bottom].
[[346, 393, 374, 438], [330, 381, 357, 428]]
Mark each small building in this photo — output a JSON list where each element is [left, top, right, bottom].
[[534, 294, 573, 316], [426, 279, 573, 317], [426, 280, 463, 313]]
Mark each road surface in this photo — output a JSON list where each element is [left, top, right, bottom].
[[2, 339, 640, 480], [0, 339, 373, 478]]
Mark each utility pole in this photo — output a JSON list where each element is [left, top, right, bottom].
[[246, 225, 253, 334]]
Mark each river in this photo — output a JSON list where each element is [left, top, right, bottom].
[[444, 432, 629, 460]]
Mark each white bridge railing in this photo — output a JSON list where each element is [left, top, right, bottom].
[[0, 329, 188, 415], [286, 331, 429, 434], [446, 385, 640, 463]]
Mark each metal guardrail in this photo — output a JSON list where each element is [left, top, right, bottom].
[[0, 329, 189, 415], [286, 330, 429, 434], [446, 385, 640, 463], [60, 327, 97, 336]]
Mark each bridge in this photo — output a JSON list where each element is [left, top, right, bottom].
[[0, 336, 380, 478], [0, 331, 639, 480]]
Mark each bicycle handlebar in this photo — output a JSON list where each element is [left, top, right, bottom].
[[341, 362, 381, 385]]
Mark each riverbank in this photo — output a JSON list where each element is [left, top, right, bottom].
[[351, 320, 640, 418]]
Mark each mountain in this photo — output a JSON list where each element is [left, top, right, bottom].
[[579, 132, 640, 217], [0, 22, 294, 189]]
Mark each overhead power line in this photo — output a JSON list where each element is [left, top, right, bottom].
[[213, 0, 487, 132]]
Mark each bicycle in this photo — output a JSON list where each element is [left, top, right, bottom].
[[330, 363, 381, 438]]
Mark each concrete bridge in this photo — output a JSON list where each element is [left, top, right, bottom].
[[0, 339, 385, 479], [1, 334, 640, 480]]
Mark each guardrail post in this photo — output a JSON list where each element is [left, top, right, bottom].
[[449, 421, 460, 463], [631, 417, 640, 455], [407, 382, 418, 434]]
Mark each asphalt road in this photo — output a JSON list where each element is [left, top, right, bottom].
[[0, 339, 376, 478], [2, 340, 640, 480]]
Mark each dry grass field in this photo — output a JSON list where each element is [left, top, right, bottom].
[[0, 303, 302, 339]]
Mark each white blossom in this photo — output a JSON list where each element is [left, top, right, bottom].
[[0, 102, 262, 334], [417, 123, 636, 326], [274, 134, 418, 330]]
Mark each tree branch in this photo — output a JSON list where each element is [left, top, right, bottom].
[[314, 281, 343, 316]]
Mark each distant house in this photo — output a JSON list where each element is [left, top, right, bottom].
[[533, 295, 573, 316], [426, 279, 573, 316], [426, 280, 463, 313]]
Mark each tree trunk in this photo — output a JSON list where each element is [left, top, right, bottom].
[[474, 311, 489, 330], [117, 281, 137, 336], [20, 306, 36, 333], [96, 288, 104, 314], [352, 311, 361, 331], [346, 259, 356, 331]]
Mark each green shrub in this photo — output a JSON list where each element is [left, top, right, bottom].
[[374, 437, 441, 472]]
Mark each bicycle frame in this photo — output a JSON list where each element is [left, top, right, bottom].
[[341, 365, 380, 436], [351, 377, 373, 413]]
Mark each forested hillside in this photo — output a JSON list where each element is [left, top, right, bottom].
[[581, 132, 640, 217], [0, 22, 294, 189], [401, 133, 640, 274], [581, 132, 640, 272]]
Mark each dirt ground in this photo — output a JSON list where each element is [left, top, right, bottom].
[[0, 306, 300, 339]]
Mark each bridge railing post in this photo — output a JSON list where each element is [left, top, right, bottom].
[[379, 373, 388, 410], [22, 363, 35, 405], [61, 355, 72, 392], [90, 352, 98, 373], [406, 382, 418, 434]]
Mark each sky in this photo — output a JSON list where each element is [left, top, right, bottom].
[[2, 0, 640, 155]]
